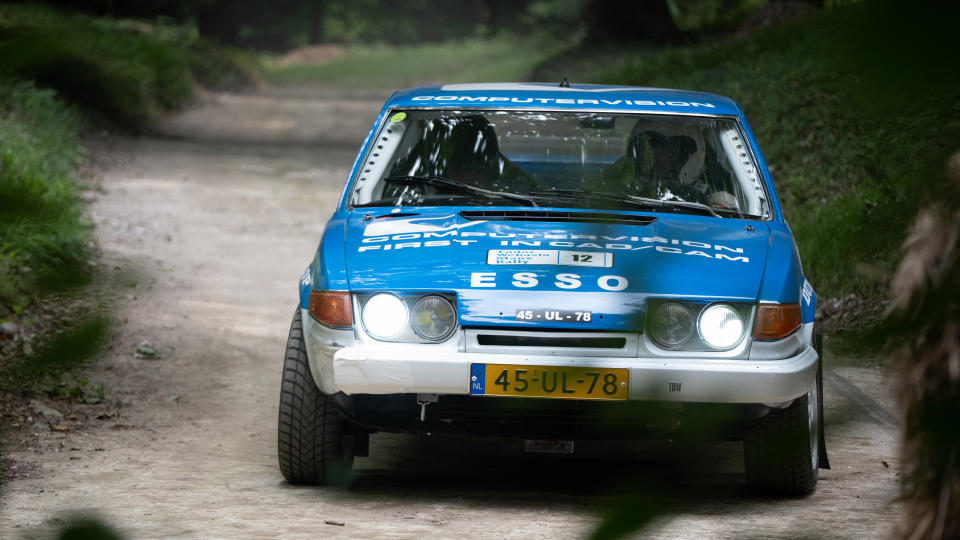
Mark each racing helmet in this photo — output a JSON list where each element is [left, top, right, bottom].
[[627, 118, 706, 184], [708, 190, 740, 211], [440, 115, 503, 187]]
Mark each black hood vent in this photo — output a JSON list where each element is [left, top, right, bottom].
[[459, 210, 656, 226]]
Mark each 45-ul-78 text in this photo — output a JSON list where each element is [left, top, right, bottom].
[[494, 369, 619, 395], [516, 310, 592, 321]]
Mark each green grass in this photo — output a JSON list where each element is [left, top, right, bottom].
[[0, 4, 257, 309], [262, 37, 568, 88], [0, 79, 90, 307], [0, 4, 256, 128], [0, 79, 111, 404], [536, 9, 960, 309]]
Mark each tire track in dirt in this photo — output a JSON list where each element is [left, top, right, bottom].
[[825, 371, 899, 430]]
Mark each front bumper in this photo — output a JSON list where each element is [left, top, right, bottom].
[[302, 308, 818, 405], [334, 393, 774, 440]]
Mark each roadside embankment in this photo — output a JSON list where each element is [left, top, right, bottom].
[[0, 4, 255, 458]]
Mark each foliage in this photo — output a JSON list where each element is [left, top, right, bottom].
[[189, 0, 535, 50], [522, 0, 589, 37], [320, 0, 506, 44], [0, 3, 257, 313], [588, 491, 665, 540], [20, 0, 776, 50], [263, 37, 567, 88], [0, 5, 187, 127], [0, 79, 89, 307], [0, 3, 254, 127], [0, 316, 110, 395], [55, 515, 125, 540], [0, 79, 108, 397], [186, 38, 261, 91], [668, 0, 769, 31]]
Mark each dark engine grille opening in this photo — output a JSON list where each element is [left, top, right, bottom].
[[459, 210, 656, 226], [477, 334, 627, 349]]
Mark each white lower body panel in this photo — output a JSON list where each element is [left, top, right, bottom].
[[303, 309, 819, 404]]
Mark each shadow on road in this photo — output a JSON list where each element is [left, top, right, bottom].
[[318, 435, 757, 505]]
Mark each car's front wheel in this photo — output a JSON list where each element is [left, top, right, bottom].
[[277, 309, 352, 485], [743, 381, 820, 495]]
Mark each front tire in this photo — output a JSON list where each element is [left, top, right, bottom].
[[744, 383, 820, 495], [277, 309, 352, 485]]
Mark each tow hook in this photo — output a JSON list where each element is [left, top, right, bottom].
[[417, 393, 439, 422]]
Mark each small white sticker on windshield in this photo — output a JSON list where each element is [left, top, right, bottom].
[[486, 250, 613, 267]]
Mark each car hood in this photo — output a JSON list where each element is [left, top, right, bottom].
[[344, 208, 769, 330]]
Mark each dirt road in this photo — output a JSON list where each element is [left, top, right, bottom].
[[0, 89, 902, 539]]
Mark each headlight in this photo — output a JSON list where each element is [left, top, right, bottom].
[[362, 293, 408, 339], [698, 303, 745, 349], [410, 295, 456, 341], [649, 302, 695, 349]]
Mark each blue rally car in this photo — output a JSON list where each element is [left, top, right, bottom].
[[278, 83, 828, 494]]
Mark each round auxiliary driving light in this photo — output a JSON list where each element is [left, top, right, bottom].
[[698, 304, 745, 350], [362, 293, 408, 339], [410, 295, 457, 341], [649, 302, 695, 349]]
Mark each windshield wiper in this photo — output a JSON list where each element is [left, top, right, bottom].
[[528, 190, 720, 217], [621, 194, 721, 218], [383, 175, 538, 207]]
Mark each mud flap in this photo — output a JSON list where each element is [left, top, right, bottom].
[[815, 333, 831, 470]]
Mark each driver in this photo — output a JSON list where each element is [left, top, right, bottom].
[[388, 115, 539, 193], [587, 119, 706, 201]]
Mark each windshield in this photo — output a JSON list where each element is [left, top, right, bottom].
[[349, 109, 769, 219]]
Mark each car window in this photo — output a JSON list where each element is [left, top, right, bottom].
[[349, 110, 769, 218]]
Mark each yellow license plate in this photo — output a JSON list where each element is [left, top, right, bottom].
[[470, 364, 629, 400]]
